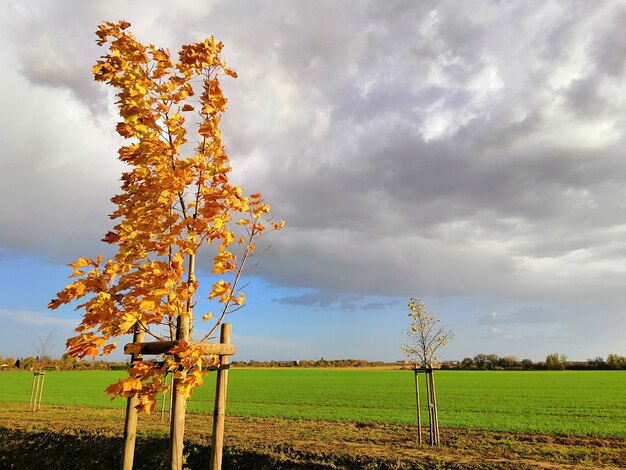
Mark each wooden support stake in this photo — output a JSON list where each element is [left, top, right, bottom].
[[124, 340, 236, 356], [160, 372, 173, 423], [210, 323, 232, 470], [430, 371, 440, 445], [37, 372, 45, 411], [161, 373, 168, 422], [425, 369, 433, 445], [121, 325, 145, 470], [34, 374, 40, 411], [169, 374, 174, 425], [413, 369, 422, 445], [29, 373, 37, 411], [30, 372, 45, 412]]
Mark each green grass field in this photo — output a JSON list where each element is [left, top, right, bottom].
[[1, 369, 624, 437]]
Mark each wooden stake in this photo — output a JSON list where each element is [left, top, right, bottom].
[[425, 369, 433, 445], [430, 371, 440, 445], [29, 373, 37, 411], [169, 374, 174, 425], [37, 372, 45, 411], [161, 372, 168, 422], [121, 325, 145, 470], [30, 372, 45, 412], [413, 369, 422, 445], [210, 323, 232, 470], [34, 374, 40, 411], [124, 340, 235, 356]]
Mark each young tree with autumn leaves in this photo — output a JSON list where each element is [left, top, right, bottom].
[[402, 298, 454, 369], [48, 21, 282, 468]]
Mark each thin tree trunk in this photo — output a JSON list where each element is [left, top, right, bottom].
[[210, 323, 232, 470], [169, 253, 194, 470], [169, 314, 190, 470], [121, 325, 145, 470]]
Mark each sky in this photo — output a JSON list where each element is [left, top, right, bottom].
[[1, 0, 626, 363]]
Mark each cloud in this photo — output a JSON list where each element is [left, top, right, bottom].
[[487, 327, 524, 341], [232, 334, 307, 351], [0, 309, 78, 358], [0, 309, 77, 328], [230, 334, 314, 360], [478, 306, 564, 325], [1, 0, 626, 338], [273, 290, 399, 312]]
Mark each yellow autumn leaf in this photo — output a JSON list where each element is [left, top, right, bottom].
[[70, 257, 90, 269], [122, 378, 143, 393], [234, 292, 245, 306]]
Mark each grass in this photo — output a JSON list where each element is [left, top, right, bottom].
[[1, 369, 625, 437]]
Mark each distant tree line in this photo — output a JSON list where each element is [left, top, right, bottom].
[[231, 358, 392, 368], [445, 353, 626, 371], [2, 353, 625, 371], [0, 355, 128, 371], [0, 356, 393, 371]]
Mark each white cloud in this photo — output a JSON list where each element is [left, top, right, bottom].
[[0, 309, 76, 328], [489, 327, 523, 341]]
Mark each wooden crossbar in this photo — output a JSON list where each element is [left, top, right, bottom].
[[124, 341, 236, 356]]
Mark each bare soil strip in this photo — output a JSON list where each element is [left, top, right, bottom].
[[1, 405, 624, 469]]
